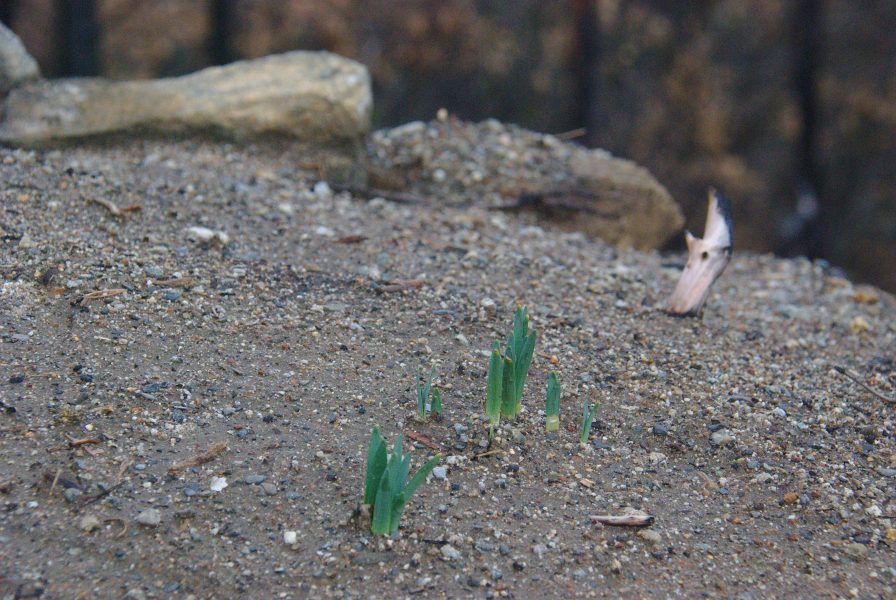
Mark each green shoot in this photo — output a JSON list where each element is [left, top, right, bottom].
[[363, 426, 441, 535], [430, 387, 442, 416], [485, 342, 504, 433], [580, 400, 597, 445], [416, 364, 436, 420], [545, 371, 560, 432], [500, 305, 537, 419]]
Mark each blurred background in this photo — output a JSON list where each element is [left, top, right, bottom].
[[3, 0, 895, 292]]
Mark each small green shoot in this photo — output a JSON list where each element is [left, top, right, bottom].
[[416, 364, 436, 420], [363, 426, 441, 535], [580, 399, 597, 445], [545, 371, 560, 432], [430, 387, 442, 416], [485, 342, 504, 434], [500, 305, 537, 419]]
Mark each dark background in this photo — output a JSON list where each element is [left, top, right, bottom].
[[3, 0, 894, 292]]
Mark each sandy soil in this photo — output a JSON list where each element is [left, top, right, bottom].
[[0, 135, 894, 599]]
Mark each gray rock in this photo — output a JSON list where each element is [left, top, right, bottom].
[[245, 474, 267, 485], [432, 466, 447, 480], [0, 51, 371, 147], [710, 430, 736, 446], [566, 147, 684, 249], [136, 508, 162, 527], [0, 23, 40, 96], [440, 544, 462, 561]]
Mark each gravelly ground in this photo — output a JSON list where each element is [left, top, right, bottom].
[[0, 135, 894, 599]]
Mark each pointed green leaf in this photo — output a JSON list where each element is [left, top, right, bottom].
[[545, 372, 560, 431], [403, 453, 441, 501], [431, 387, 442, 415], [371, 468, 394, 534], [363, 427, 387, 506], [500, 356, 517, 418], [485, 345, 504, 427]]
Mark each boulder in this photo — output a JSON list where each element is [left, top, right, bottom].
[[0, 22, 40, 95], [368, 119, 684, 250], [0, 51, 371, 147]]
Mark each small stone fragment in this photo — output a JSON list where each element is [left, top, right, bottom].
[[637, 529, 662, 545], [79, 514, 101, 532], [441, 544, 462, 560], [136, 508, 162, 527]]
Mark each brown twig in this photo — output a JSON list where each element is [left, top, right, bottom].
[[48, 469, 62, 495], [405, 431, 446, 452], [554, 127, 587, 141], [87, 197, 121, 217], [473, 449, 504, 460], [80, 288, 126, 303], [65, 435, 100, 447], [78, 480, 126, 510], [116, 458, 133, 480], [333, 235, 366, 244], [590, 514, 655, 527], [167, 442, 228, 475], [834, 366, 896, 404], [104, 517, 128, 538]]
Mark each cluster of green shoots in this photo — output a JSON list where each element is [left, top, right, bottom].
[[485, 306, 537, 435], [363, 426, 441, 535], [359, 304, 604, 536], [416, 365, 442, 421]]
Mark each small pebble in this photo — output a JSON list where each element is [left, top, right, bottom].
[[136, 508, 162, 527]]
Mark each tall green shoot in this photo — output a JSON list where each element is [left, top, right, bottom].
[[416, 364, 437, 420], [580, 400, 597, 445], [363, 426, 441, 535], [545, 371, 560, 432], [500, 305, 537, 419], [485, 342, 504, 434]]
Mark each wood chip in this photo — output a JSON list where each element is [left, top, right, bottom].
[[333, 235, 366, 244], [590, 514, 655, 527]]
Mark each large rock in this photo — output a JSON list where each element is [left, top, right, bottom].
[[368, 119, 683, 250], [0, 22, 40, 95], [0, 51, 371, 147]]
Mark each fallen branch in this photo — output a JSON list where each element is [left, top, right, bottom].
[[167, 441, 228, 475], [834, 366, 896, 404], [590, 514, 655, 527]]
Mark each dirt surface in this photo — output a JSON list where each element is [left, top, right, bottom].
[[0, 135, 894, 599]]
